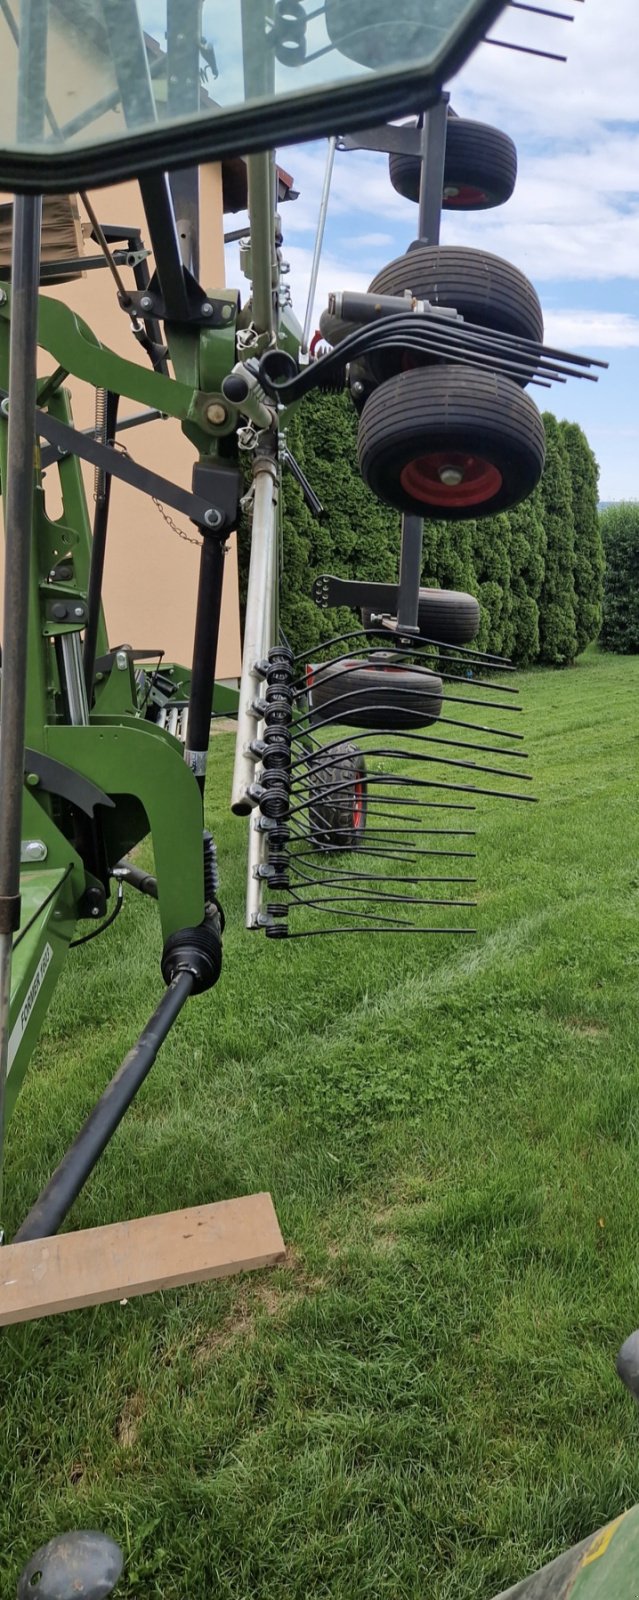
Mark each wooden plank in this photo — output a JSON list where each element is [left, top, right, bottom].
[[0, 1193, 285, 1326]]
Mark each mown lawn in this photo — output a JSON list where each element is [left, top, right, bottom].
[[1, 646, 639, 1599]]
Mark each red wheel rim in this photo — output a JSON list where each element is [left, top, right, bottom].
[[352, 776, 365, 830], [443, 182, 490, 207], [400, 450, 502, 508]]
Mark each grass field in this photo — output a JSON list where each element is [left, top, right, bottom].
[[2, 645, 639, 1599]]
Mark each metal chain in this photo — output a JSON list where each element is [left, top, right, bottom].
[[112, 441, 202, 547]]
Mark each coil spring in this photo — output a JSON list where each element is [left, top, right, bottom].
[[203, 829, 219, 902]]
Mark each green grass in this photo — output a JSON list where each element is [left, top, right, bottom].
[[2, 645, 639, 1599]]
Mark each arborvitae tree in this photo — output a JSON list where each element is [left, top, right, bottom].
[[600, 503, 639, 653], [559, 420, 604, 654], [537, 413, 578, 665], [470, 512, 513, 656], [508, 486, 546, 665]]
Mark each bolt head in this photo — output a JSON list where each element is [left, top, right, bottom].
[[221, 304, 233, 320], [51, 602, 67, 620], [439, 465, 464, 487], [204, 508, 223, 529], [140, 295, 152, 310], [201, 302, 213, 316], [73, 606, 84, 619], [206, 402, 227, 426], [0, 397, 9, 417]]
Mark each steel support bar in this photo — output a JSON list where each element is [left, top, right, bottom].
[[24, 402, 220, 526], [396, 516, 423, 632], [246, 152, 276, 338], [231, 454, 279, 814], [139, 173, 192, 325], [83, 390, 119, 695], [185, 534, 227, 793], [0, 192, 43, 1191], [301, 137, 336, 355], [417, 95, 449, 245], [13, 973, 194, 1243]]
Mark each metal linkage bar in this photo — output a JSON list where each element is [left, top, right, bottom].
[[13, 974, 194, 1242], [20, 401, 222, 527]]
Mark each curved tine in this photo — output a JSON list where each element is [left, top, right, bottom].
[[280, 925, 477, 938], [295, 687, 524, 721], [291, 727, 529, 769], [296, 742, 532, 783], [291, 633, 514, 672], [292, 712, 526, 744]]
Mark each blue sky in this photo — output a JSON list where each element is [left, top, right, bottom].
[[225, 0, 639, 502]]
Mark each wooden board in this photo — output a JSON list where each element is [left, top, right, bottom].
[[0, 1193, 285, 1326]]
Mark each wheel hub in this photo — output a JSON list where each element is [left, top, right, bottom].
[[400, 449, 503, 507]]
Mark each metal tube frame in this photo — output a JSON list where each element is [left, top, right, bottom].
[[0, 0, 46, 1199], [231, 453, 280, 815]]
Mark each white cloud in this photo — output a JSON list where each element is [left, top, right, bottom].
[[543, 310, 639, 350]]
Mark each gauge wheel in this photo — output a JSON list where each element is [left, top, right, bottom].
[[362, 587, 481, 644], [308, 741, 368, 851], [308, 655, 443, 731], [389, 118, 518, 210], [367, 244, 543, 385], [357, 365, 545, 520]]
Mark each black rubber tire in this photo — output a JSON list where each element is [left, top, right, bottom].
[[324, 0, 427, 69], [357, 365, 546, 521], [362, 587, 480, 644], [389, 118, 518, 211], [368, 244, 542, 389], [308, 741, 368, 851], [309, 655, 443, 731], [370, 244, 542, 342]]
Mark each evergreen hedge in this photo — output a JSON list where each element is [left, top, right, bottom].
[[236, 393, 603, 667], [600, 503, 639, 654]]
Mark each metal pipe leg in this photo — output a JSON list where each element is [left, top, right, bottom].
[[0, 193, 43, 1189], [231, 455, 279, 814], [417, 95, 449, 245], [397, 515, 423, 633]]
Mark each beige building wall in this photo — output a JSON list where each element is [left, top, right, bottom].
[[1, 168, 242, 678]]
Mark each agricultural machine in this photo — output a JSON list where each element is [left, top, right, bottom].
[[0, 0, 633, 1595]]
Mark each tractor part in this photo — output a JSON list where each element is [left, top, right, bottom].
[[17, 1531, 123, 1600], [308, 741, 368, 850], [13, 969, 196, 1243], [361, 588, 481, 645], [357, 365, 546, 519], [247, 632, 534, 940], [367, 244, 543, 384], [0, 194, 42, 1188], [307, 656, 444, 731], [389, 117, 518, 210]]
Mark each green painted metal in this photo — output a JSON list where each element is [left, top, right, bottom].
[[213, 681, 240, 716], [0, 288, 228, 450], [493, 1506, 639, 1600], [5, 867, 78, 1121], [45, 720, 205, 940]]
